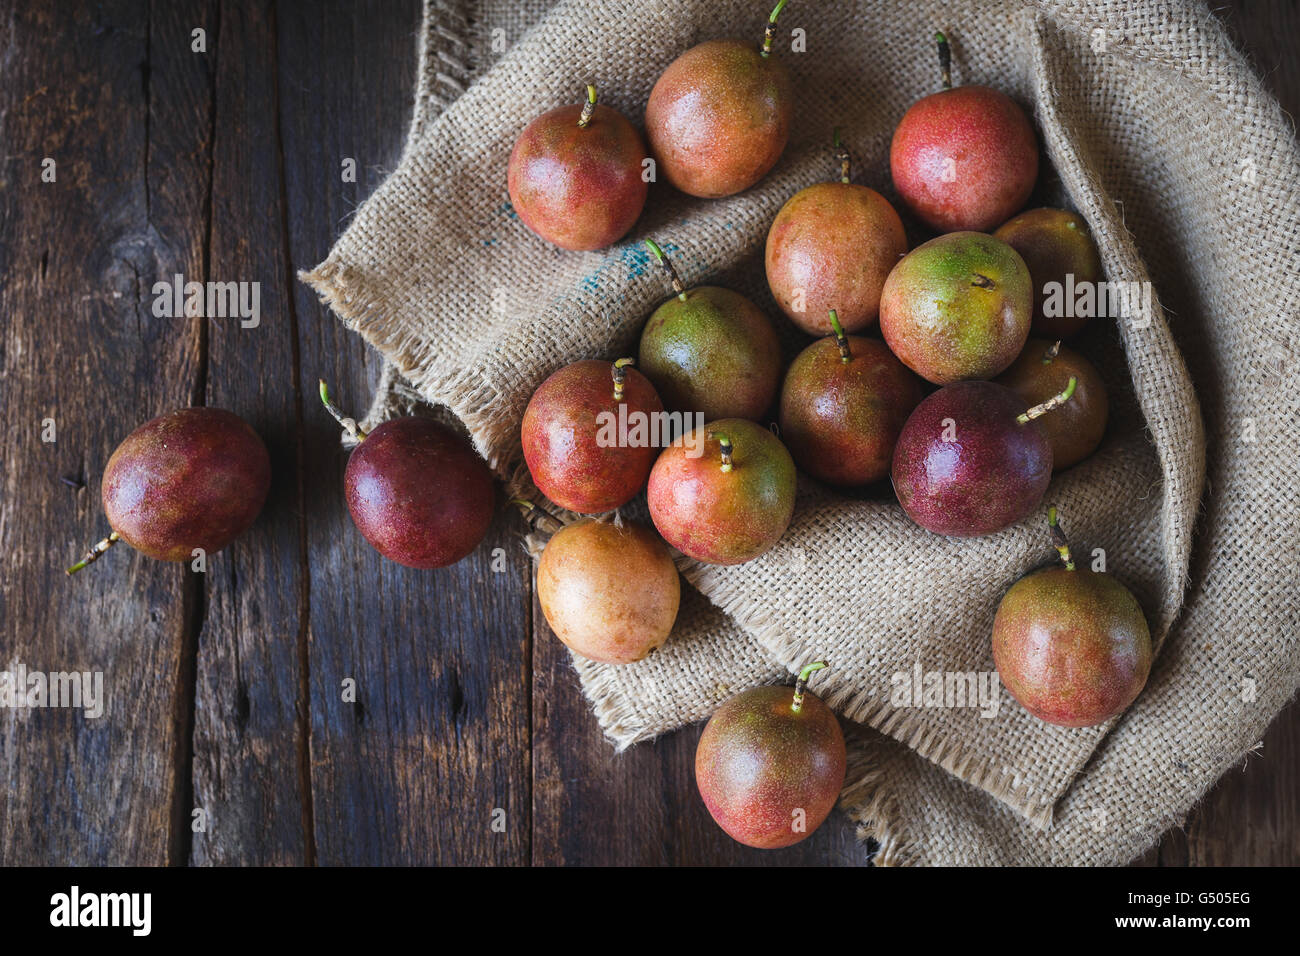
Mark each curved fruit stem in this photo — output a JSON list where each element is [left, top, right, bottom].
[[319, 380, 368, 442], [643, 239, 687, 301], [612, 357, 636, 402], [707, 431, 733, 473], [1042, 340, 1061, 365], [935, 31, 952, 90], [761, 0, 789, 58], [791, 660, 828, 714], [1047, 506, 1076, 571], [832, 127, 850, 183], [829, 309, 851, 362], [1017, 376, 1077, 424], [66, 530, 121, 575], [577, 83, 597, 128]]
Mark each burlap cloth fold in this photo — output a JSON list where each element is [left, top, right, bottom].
[[305, 0, 1300, 864]]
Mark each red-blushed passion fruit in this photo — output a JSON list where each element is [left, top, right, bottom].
[[891, 377, 1077, 536], [779, 310, 923, 486], [507, 84, 649, 251], [995, 338, 1108, 470], [320, 382, 495, 569], [637, 239, 782, 421], [644, 1, 793, 198], [992, 508, 1152, 727], [765, 130, 908, 334], [522, 357, 664, 514], [534, 513, 680, 664], [890, 33, 1038, 232], [695, 661, 847, 849], [647, 418, 796, 565], [993, 208, 1103, 339], [68, 407, 271, 573], [879, 231, 1032, 385]]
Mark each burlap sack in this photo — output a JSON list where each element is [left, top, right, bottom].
[[305, 0, 1300, 864]]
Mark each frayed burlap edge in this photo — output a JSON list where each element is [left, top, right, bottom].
[[840, 729, 920, 867], [405, 0, 477, 154], [571, 653, 680, 752], [300, 257, 522, 474]]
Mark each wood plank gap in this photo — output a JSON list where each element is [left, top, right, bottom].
[[171, 0, 221, 867], [160, 0, 201, 867], [269, 0, 317, 867], [526, 557, 535, 866], [169, 571, 204, 866], [140, 1, 152, 224], [193, 0, 219, 410]]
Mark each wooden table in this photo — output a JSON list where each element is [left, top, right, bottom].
[[1, 0, 1295, 866]]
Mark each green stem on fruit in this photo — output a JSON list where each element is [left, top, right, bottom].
[[612, 357, 635, 402], [66, 530, 120, 575], [832, 127, 850, 183], [707, 431, 733, 473], [577, 83, 597, 128], [935, 31, 952, 90], [761, 0, 789, 57], [792, 660, 828, 714], [1047, 505, 1075, 571], [319, 380, 368, 441], [829, 309, 851, 362], [1016, 376, 1077, 424], [643, 239, 688, 301], [1042, 340, 1061, 364]]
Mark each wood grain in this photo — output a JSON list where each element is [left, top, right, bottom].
[[190, 0, 309, 866], [0, 0, 206, 864]]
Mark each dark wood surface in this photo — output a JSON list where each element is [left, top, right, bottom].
[[0, 0, 1294, 867]]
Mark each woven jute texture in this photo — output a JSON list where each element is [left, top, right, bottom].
[[305, 0, 1300, 864]]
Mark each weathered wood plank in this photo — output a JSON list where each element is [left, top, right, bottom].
[[276, 0, 533, 865], [0, 0, 208, 864], [188, 0, 310, 866]]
